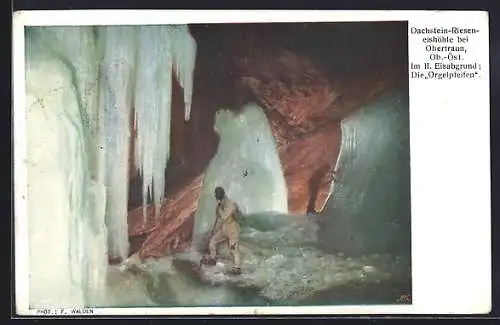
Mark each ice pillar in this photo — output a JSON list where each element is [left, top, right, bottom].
[[98, 26, 137, 260], [193, 103, 289, 241]]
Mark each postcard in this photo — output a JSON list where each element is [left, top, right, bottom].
[[12, 10, 491, 316]]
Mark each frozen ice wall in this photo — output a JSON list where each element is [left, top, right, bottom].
[[318, 90, 411, 257], [193, 103, 289, 241], [30, 27, 101, 175], [25, 29, 108, 308]]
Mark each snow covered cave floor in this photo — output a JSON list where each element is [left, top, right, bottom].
[[99, 213, 411, 308]]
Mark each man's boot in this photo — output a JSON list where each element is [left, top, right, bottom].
[[230, 266, 242, 275], [200, 254, 217, 266]]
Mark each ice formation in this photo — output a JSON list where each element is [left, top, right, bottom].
[[28, 27, 101, 179], [319, 91, 411, 257], [133, 26, 172, 221], [133, 25, 196, 221], [98, 24, 197, 256], [170, 25, 197, 121], [193, 103, 289, 242], [25, 30, 108, 308], [23, 25, 197, 308], [99, 26, 137, 260]]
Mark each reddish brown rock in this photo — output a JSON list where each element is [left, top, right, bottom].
[[128, 174, 203, 260], [279, 122, 341, 214], [239, 51, 337, 139]]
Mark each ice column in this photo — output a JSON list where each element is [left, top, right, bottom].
[[99, 26, 137, 260]]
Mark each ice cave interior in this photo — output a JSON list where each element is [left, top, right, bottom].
[[23, 22, 411, 308]]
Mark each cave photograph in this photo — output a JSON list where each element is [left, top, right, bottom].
[[23, 20, 411, 310]]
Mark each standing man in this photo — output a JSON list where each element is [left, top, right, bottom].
[[200, 186, 242, 275]]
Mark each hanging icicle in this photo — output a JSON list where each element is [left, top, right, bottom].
[[134, 26, 173, 221], [133, 24, 197, 220], [170, 25, 197, 121]]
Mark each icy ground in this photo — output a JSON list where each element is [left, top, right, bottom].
[[111, 213, 410, 307]]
